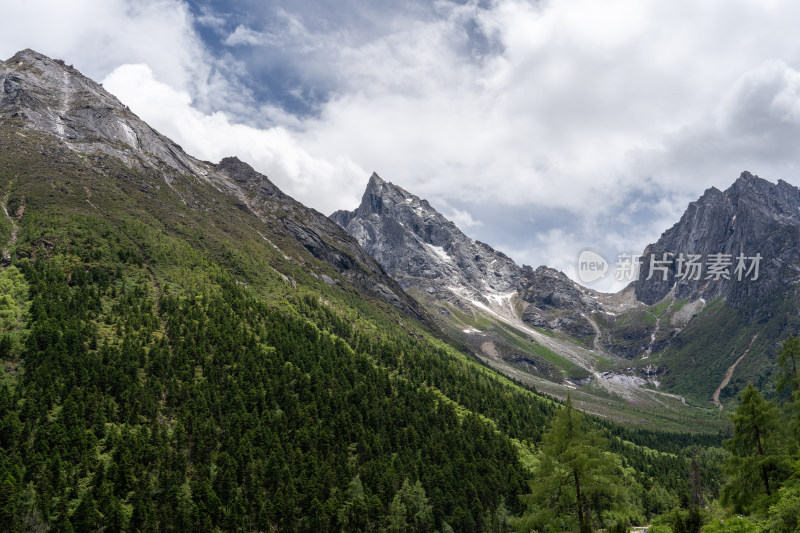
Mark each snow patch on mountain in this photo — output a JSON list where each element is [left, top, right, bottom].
[[424, 243, 452, 264]]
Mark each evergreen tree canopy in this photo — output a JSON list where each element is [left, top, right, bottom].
[[722, 383, 792, 512], [514, 395, 637, 533]]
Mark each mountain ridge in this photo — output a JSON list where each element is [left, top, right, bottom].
[[2, 48, 576, 530], [9, 46, 787, 414], [1, 48, 432, 326], [335, 167, 800, 408], [634, 170, 800, 308], [331, 172, 603, 328]]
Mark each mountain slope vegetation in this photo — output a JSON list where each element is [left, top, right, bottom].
[[3, 49, 789, 532]]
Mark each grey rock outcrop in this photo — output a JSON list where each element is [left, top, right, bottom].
[[332, 173, 522, 295], [1, 49, 208, 182], [633, 172, 800, 309], [332, 174, 602, 337]]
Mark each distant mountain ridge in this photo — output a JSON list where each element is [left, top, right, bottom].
[[7, 47, 797, 415], [2, 49, 583, 530], [335, 169, 800, 408], [634, 171, 800, 309], [332, 173, 522, 293]]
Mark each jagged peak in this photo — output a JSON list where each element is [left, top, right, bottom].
[[534, 264, 571, 279], [364, 172, 410, 199], [723, 171, 800, 207], [3, 47, 110, 105], [729, 170, 771, 191], [738, 170, 756, 181], [686, 185, 722, 210], [357, 172, 420, 215], [216, 156, 284, 196], [687, 172, 800, 211], [218, 156, 252, 173], [367, 172, 386, 187], [7, 49, 77, 75], [9, 48, 51, 63]]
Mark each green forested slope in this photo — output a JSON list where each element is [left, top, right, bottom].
[[0, 106, 723, 532]]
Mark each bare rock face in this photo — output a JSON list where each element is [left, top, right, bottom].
[[518, 265, 601, 338], [1, 49, 208, 181], [633, 172, 800, 310], [1, 49, 430, 325], [332, 173, 522, 295], [332, 174, 602, 337]]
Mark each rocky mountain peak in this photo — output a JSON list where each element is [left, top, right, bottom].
[[356, 173, 424, 217], [216, 156, 284, 199], [1, 49, 432, 325], [1, 49, 212, 182], [633, 172, 800, 307], [6, 49, 79, 79], [10, 48, 56, 63], [366, 171, 387, 189], [727, 171, 773, 198], [3, 48, 120, 118], [334, 173, 512, 286], [333, 173, 605, 340], [696, 185, 723, 202]]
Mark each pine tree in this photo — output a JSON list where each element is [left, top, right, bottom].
[[722, 384, 791, 512], [689, 447, 704, 508], [401, 479, 433, 532], [0, 472, 17, 528], [514, 395, 625, 533], [777, 337, 799, 395], [777, 336, 800, 439], [388, 493, 407, 532]]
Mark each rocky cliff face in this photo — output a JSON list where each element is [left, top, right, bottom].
[[332, 173, 604, 339], [332, 174, 685, 408], [624, 172, 800, 403], [2, 49, 208, 182], [633, 172, 800, 309], [1, 49, 430, 324], [332, 173, 522, 295]]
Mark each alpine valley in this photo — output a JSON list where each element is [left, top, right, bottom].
[[2, 50, 800, 532], [333, 171, 800, 417]]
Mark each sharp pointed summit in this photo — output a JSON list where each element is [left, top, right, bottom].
[[367, 171, 386, 187], [333, 173, 610, 365]]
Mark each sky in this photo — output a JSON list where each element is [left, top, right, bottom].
[[4, 0, 800, 291]]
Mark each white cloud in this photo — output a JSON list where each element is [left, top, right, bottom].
[[195, 4, 228, 32], [7, 0, 800, 291], [447, 208, 483, 230], [224, 25, 269, 47], [0, 0, 203, 95], [0, 0, 252, 119], [102, 63, 368, 214]]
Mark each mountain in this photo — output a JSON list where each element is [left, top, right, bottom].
[[331, 173, 603, 338], [633, 171, 800, 307], [0, 48, 736, 531], [627, 171, 800, 404], [332, 174, 709, 423], [331, 172, 523, 296], [0, 49, 429, 326], [1, 49, 561, 531], [335, 170, 800, 412]]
